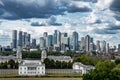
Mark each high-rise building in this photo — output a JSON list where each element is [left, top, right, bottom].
[[72, 31, 78, 51], [80, 37, 85, 51], [32, 39, 36, 48], [22, 32, 26, 47], [96, 40, 101, 52], [61, 33, 68, 51], [27, 34, 31, 47], [47, 35, 53, 47], [43, 32, 48, 47], [18, 31, 22, 47], [100, 40, 106, 53], [106, 43, 109, 53], [12, 30, 17, 50], [90, 43, 94, 51], [40, 37, 45, 49], [85, 35, 90, 52], [118, 44, 120, 52], [53, 30, 61, 45], [90, 38, 93, 43]]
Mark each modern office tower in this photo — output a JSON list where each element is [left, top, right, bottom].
[[78, 41, 81, 51], [100, 40, 106, 53], [40, 37, 45, 49], [96, 40, 101, 52], [32, 39, 36, 48], [72, 31, 78, 51], [43, 32, 48, 38], [27, 34, 31, 47], [61, 33, 68, 51], [118, 44, 120, 52], [69, 36, 73, 50], [22, 32, 26, 47], [80, 37, 85, 51], [18, 31, 22, 47], [61, 33, 68, 45], [85, 35, 90, 52], [90, 38, 93, 43], [106, 43, 109, 53], [53, 30, 61, 45], [47, 35, 53, 47], [90, 43, 94, 51], [43, 32, 48, 47], [12, 30, 17, 50]]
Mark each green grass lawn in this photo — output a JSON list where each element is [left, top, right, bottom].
[[0, 78, 82, 80]]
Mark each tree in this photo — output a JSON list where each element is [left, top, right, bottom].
[[83, 60, 116, 80], [8, 59, 15, 69]]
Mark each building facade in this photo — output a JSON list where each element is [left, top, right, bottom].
[[19, 60, 45, 76], [73, 62, 94, 74]]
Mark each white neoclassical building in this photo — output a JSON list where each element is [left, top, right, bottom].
[[19, 60, 45, 76], [73, 62, 95, 74]]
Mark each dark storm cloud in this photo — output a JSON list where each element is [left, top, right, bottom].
[[110, 0, 120, 21], [110, 0, 120, 12], [31, 22, 46, 26], [93, 24, 120, 34], [94, 29, 118, 34], [0, 0, 92, 20], [74, 0, 97, 3], [106, 25, 120, 30], [68, 6, 92, 13]]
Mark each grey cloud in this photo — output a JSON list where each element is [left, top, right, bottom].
[[0, 0, 92, 20], [93, 24, 120, 34], [93, 29, 118, 34], [31, 16, 62, 26], [74, 0, 97, 3], [110, 0, 120, 12], [110, 0, 120, 21], [31, 22, 46, 26], [106, 25, 120, 30], [68, 5, 92, 13]]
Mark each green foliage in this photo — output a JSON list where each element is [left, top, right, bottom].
[[22, 51, 41, 59], [8, 59, 15, 69], [115, 59, 120, 65], [0, 51, 16, 56], [0, 59, 18, 69], [74, 55, 102, 66], [83, 60, 120, 80], [44, 58, 73, 69]]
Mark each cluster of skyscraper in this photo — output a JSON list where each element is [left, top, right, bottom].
[[12, 30, 120, 53], [39, 30, 112, 53], [12, 30, 36, 51]]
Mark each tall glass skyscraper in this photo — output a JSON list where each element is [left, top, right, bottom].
[[18, 31, 22, 46], [72, 31, 78, 51], [85, 35, 90, 51], [12, 30, 17, 49], [100, 40, 106, 53], [53, 30, 61, 45], [47, 35, 53, 47], [32, 39, 36, 48]]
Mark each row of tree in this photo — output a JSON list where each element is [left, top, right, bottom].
[[44, 58, 73, 69], [0, 59, 18, 69]]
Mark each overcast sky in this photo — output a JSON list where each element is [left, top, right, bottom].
[[0, 0, 120, 46]]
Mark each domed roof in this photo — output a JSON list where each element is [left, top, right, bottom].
[[41, 49, 47, 54]]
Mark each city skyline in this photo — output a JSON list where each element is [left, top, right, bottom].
[[9, 30, 120, 52], [0, 0, 120, 46]]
